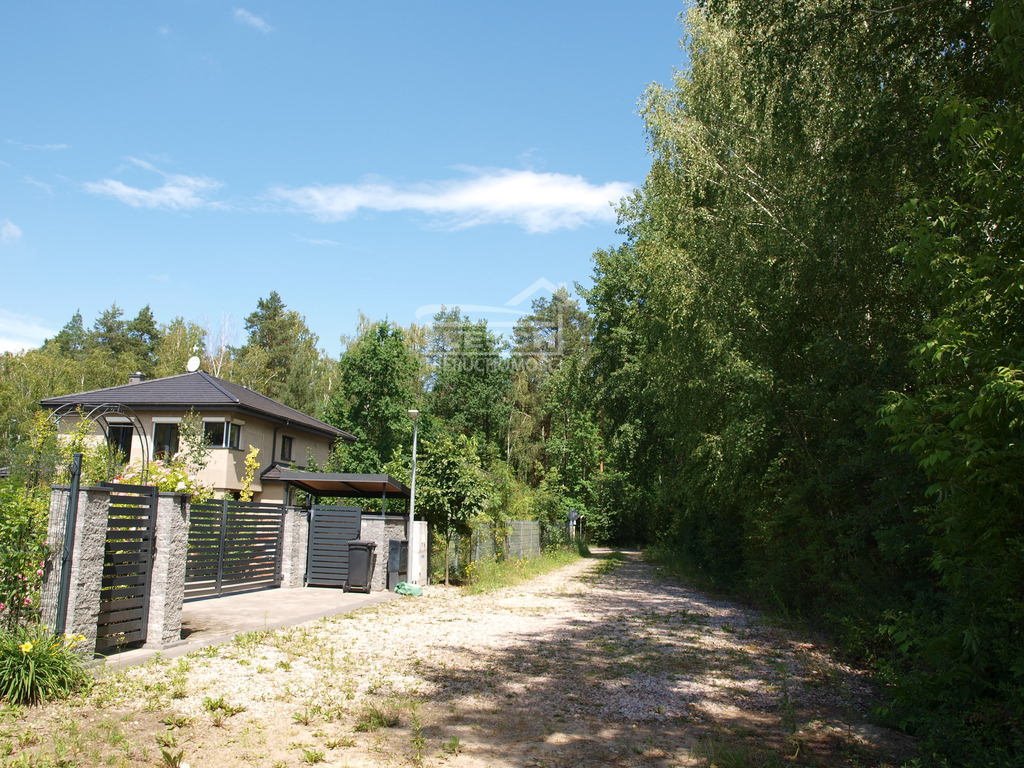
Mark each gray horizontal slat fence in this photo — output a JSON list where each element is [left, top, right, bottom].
[[306, 505, 362, 587], [96, 484, 157, 653], [185, 499, 285, 600]]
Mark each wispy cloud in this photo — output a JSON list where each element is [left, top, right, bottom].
[[0, 309, 52, 353], [270, 169, 632, 233], [233, 8, 273, 33], [1, 219, 22, 243], [6, 139, 70, 151], [23, 176, 54, 195], [84, 157, 222, 211], [295, 235, 342, 247]]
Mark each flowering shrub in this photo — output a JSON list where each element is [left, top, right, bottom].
[[239, 445, 260, 502], [115, 456, 212, 502], [0, 628, 91, 705], [0, 482, 48, 631]]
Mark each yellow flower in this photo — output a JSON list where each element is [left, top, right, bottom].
[[19, 641, 33, 654]]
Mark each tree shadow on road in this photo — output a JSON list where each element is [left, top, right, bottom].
[[400, 551, 912, 768]]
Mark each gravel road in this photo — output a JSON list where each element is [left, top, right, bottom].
[[10, 551, 913, 767]]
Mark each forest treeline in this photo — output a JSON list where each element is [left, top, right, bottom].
[[1, 0, 1021, 761], [584, 1, 1020, 763]]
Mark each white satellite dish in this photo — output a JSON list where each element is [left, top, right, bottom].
[[186, 356, 201, 373]]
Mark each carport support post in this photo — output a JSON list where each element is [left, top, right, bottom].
[[144, 493, 189, 649]]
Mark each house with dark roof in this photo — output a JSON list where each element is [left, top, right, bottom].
[[40, 371, 356, 503]]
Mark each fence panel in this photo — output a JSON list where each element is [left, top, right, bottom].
[[507, 520, 541, 559], [96, 484, 157, 652], [185, 499, 285, 599]]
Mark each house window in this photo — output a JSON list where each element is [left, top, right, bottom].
[[204, 421, 242, 449], [154, 423, 180, 460], [204, 421, 225, 447], [281, 435, 294, 462], [107, 425, 133, 462]]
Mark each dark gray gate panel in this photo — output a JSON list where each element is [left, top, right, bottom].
[[306, 505, 361, 587], [185, 499, 285, 600], [96, 483, 157, 653]]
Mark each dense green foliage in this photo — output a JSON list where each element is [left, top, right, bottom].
[[415, 432, 488, 585], [0, 483, 48, 631], [323, 320, 422, 472], [580, 1, 1022, 762]]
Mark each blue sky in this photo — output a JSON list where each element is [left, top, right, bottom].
[[0, 2, 687, 355]]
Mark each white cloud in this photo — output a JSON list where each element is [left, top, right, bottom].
[[295, 235, 342, 247], [270, 169, 632, 233], [84, 158, 221, 210], [0, 309, 53, 353], [233, 8, 273, 33], [23, 176, 54, 195], [1, 219, 22, 243], [6, 139, 69, 151]]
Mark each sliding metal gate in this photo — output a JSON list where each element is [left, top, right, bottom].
[[185, 499, 285, 600], [306, 505, 361, 587], [96, 483, 157, 653]]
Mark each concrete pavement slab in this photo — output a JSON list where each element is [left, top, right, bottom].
[[101, 586, 398, 670]]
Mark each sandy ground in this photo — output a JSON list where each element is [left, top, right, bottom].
[[2, 551, 913, 767]]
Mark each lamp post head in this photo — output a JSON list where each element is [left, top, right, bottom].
[[408, 409, 420, 422]]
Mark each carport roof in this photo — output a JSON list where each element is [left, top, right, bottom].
[[264, 467, 411, 499]]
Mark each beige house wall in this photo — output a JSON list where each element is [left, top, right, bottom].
[[54, 410, 335, 503]]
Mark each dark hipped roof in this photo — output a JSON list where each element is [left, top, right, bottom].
[[40, 371, 355, 441], [262, 467, 410, 499]]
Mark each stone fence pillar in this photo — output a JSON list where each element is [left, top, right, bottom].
[[359, 515, 409, 592], [144, 493, 189, 649], [41, 486, 111, 652], [279, 506, 309, 588]]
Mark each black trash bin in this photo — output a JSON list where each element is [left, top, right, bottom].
[[387, 540, 409, 591], [346, 540, 377, 593]]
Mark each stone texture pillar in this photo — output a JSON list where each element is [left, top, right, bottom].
[[41, 487, 70, 632], [359, 517, 386, 592], [280, 506, 309, 588], [357, 515, 410, 592], [144, 493, 189, 649], [41, 486, 110, 652]]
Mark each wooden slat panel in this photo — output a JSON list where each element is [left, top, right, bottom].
[[305, 506, 361, 587], [96, 483, 156, 653], [185, 500, 285, 599]]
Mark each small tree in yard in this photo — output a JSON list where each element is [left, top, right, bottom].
[[419, 432, 487, 585]]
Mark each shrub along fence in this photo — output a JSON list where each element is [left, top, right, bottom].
[[436, 520, 541, 582]]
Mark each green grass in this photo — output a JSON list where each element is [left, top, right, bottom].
[[694, 737, 790, 768], [353, 701, 401, 732], [463, 548, 581, 594]]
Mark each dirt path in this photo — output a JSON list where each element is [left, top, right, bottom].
[[5, 551, 912, 767]]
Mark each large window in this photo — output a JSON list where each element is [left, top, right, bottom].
[[281, 435, 294, 462], [154, 422, 180, 460], [107, 424, 133, 462], [204, 421, 241, 449]]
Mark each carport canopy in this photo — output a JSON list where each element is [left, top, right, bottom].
[[265, 467, 411, 500]]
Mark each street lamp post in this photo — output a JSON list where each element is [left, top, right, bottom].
[[407, 409, 420, 585]]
